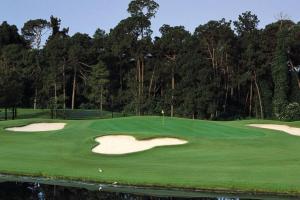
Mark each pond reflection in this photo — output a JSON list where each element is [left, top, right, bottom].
[[0, 182, 242, 200], [0, 180, 298, 200]]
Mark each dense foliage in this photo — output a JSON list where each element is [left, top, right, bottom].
[[0, 0, 299, 120]]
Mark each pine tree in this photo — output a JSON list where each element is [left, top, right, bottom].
[[272, 29, 289, 117], [87, 61, 109, 112]]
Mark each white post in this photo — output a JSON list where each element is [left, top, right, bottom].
[[161, 110, 165, 126]]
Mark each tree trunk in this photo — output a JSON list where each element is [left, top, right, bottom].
[[137, 58, 141, 116], [224, 83, 229, 112], [54, 82, 57, 118], [119, 64, 123, 90], [171, 66, 175, 117], [254, 73, 264, 119], [165, 55, 177, 117], [100, 86, 103, 112], [33, 87, 37, 110], [51, 108, 54, 119], [249, 81, 253, 117], [297, 76, 300, 89], [288, 60, 300, 89], [141, 58, 144, 96], [293, 71, 300, 89], [141, 58, 144, 115], [12, 107, 15, 120], [33, 51, 41, 110], [4, 107, 7, 120], [63, 58, 66, 110], [244, 91, 249, 112], [224, 54, 229, 112], [148, 66, 155, 97], [111, 96, 114, 118], [71, 69, 77, 110]]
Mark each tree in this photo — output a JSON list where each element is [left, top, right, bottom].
[[0, 21, 25, 48], [22, 19, 50, 109], [45, 34, 69, 110], [234, 11, 264, 119], [46, 16, 70, 110], [1, 8, 300, 122], [261, 20, 295, 118], [87, 61, 109, 111], [272, 28, 289, 117], [157, 25, 190, 117], [22, 19, 50, 49], [234, 11, 260, 36], [126, 0, 159, 115], [128, 0, 159, 19], [287, 24, 300, 95], [92, 28, 107, 60], [0, 22, 25, 118], [0, 44, 24, 119], [68, 33, 93, 109], [49, 16, 69, 39], [194, 19, 236, 118]]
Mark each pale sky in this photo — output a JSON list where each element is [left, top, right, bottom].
[[1, 0, 299, 37]]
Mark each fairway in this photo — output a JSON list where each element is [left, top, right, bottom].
[[1, 116, 300, 194]]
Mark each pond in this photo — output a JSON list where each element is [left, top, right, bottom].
[[0, 174, 298, 200]]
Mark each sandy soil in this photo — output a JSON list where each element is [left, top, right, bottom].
[[6, 123, 66, 132], [92, 135, 187, 155], [248, 124, 300, 136]]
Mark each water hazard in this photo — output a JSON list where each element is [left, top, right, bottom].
[[0, 174, 298, 200]]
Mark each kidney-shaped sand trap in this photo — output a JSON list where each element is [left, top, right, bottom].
[[248, 124, 300, 136], [92, 135, 188, 155], [5, 123, 66, 132]]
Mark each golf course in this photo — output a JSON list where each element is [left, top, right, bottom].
[[1, 114, 300, 195]]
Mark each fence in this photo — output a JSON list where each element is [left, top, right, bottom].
[[0, 108, 133, 121]]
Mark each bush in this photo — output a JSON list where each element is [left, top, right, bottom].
[[79, 103, 97, 109], [279, 102, 300, 121]]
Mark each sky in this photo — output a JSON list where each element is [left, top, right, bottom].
[[1, 0, 300, 37]]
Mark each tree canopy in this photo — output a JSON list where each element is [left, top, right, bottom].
[[0, 1, 300, 121]]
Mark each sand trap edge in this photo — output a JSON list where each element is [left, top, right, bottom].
[[247, 124, 300, 136], [92, 135, 188, 155]]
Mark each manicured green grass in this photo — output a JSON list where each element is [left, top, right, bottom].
[[0, 116, 300, 194]]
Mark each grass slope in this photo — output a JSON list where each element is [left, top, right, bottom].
[[0, 116, 300, 194]]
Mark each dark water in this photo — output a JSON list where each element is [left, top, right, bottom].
[[0, 182, 241, 200], [0, 175, 298, 200]]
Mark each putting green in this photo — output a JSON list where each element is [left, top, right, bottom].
[[0, 116, 300, 194]]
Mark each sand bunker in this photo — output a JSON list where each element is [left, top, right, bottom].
[[6, 123, 66, 132], [92, 135, 187, 155], [248, 124, 300, 136]]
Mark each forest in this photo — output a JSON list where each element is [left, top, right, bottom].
[[0, 0, 300, 120]]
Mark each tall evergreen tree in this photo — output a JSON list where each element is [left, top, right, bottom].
[[87, 61, 109, 112], [22, 19, 50, 109], [272, 28, 289, 117]]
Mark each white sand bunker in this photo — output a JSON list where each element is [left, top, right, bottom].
[[248, 124, 300, 136], [6, 123, 66, 132], [92, 135, 187, 155]]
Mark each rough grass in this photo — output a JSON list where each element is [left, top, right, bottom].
[[0, 116, 300, 194]]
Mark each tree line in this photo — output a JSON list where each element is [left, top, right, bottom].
[[0, 0, 299, 120]]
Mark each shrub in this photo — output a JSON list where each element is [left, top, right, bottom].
[[279, 102, 300, 121]]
